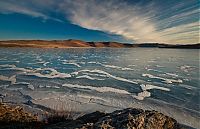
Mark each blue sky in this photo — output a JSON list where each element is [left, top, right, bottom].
[[0, 13, 127, 42], [0, 0, 199, 44]]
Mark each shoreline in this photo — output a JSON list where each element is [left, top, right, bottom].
[[0, 40, 199, 49]]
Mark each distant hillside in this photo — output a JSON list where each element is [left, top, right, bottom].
[[0, 40, 199, 49], [135, 43, 200, 49]]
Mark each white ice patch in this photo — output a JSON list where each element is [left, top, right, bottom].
[[180, 65, 195, 73], [133, 91, 151, 100], [0, 58, 7, 61], [0, 60, 19, 63], [142, 73, 182, 84], [165, 72, 178, 77], [54, 86, 60, 89], [10, 67, 33, 73], [76, 75, 104, 80], [14, 82, 30, 85], [147, 69, 162, 73], [140, 84, 170, 91], [28, 84, 34, 90], [128, 65, 136, 67], [29, 68, 71, 78], [27, 61, 45, 65], [156, 65, 164, 68], [0, 64, 16, 68], [62, 83, 131, 94], [147, 69, 178, 77], [62, 60, 81, 67], [147, 60, 156, 63], [101, 64, 134, 71], [46, 86, 60, 89], [133, 84, 170, 101], [73, 69, 138, 84], [87, 61, 98, 64], [0, 64, 33, 73], [82, 73, 107, 78], [79, 62, 86, 64], [0, 75, 16, 84], [38, 85, 44, 88], [87, 62, 134, 71], [43, 62, 50, 66], [38, 85, 60, 89], [4, 65, 71, 79]]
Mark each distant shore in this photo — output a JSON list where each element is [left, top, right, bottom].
[[0, 40, 199, 49]]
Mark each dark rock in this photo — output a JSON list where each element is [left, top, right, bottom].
[[0, 103, 37, 123], [48, 108, 181, 129], [0, 103, 184, 129], [77, 111, 106, 124], [92, 109, 179, 129]]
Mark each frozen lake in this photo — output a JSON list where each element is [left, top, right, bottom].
[[0, 48, 199, 128]]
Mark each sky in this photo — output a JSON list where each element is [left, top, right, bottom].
[[0, 0, 199, 44]]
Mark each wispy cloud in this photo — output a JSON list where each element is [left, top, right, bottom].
[[60, 0, 164, 43], [0, 0, 63, 22], [60, 0, 199, 44], [158, 22, 199, 43], [0, 0, 198, 44]]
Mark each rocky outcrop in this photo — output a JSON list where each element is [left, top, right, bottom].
[[0, 103, 40, 129], [47, 108, 180, 129], [0, 103, 184, 129], [0, 103, 37, 123]]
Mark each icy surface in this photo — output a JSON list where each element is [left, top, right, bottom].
[[0, 48, 199, 128]]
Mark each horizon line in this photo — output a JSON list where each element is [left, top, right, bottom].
[[0, 39, 199, 45]]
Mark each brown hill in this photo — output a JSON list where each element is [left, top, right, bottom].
[[0, 40, 128, 48], [0, 40, 199, 49], [0, 40, 91, 48]]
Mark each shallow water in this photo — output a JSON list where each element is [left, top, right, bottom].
[[0, 48, 199, 128]]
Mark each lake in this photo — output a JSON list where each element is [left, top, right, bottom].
[[0, 48, 199, 128]]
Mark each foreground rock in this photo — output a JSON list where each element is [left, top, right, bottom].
[[0, 103, 183, 129], [0, 103, 40, 129], [47, 108, 180, 129], [0, 103, 37, 123]]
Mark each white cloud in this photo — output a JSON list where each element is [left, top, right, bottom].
[[59, 0, 199, 44], [60, 0, 164, 43], [157, 22, 199, 43], [0, 0, 198, 44]]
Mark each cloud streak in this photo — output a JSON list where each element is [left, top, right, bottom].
[[0, 0, 198, 44], [60, 0, 163, 43], [60, 0, 199, 44], [0, 0, 63, 22]]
